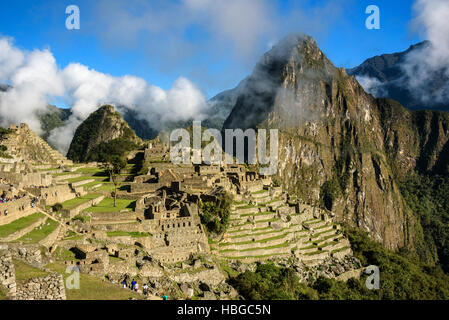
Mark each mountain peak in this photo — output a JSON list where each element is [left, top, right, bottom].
[[67, 105, 142, 162]]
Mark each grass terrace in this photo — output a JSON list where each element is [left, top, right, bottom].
[[62, 193, 103, 210], [107, 231, 151, 238], [0, 213, 44, 238], [18, 219, 59, 244], [75, 167, 108, 175], [83, 198, 136, 213], [13, 259, 50, 283], [65, 176, 108, 184]]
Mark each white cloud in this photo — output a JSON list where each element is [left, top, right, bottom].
[[0, 36, 208, 154], [0, 37, 24, 81], [400, 0, 449, 104], [355, 75, 388, 98]]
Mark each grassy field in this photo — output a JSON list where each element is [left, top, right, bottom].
[[76, 167, 108, 175], [46, 262, 142, 300], [66, 176, 108, 184], [18, 219, 59, 244], [83, 198, 136, 213], [107, 231, 151, 238], [0, 286, 8, 300], [0, 213, 44, 238], [62, 193, 103, 210], [96, 183, 131, 192], [13, 259, 50, 283]]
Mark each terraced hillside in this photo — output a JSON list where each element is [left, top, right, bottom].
[[211, 188, 352, 264], [1, 123, 72, 165]]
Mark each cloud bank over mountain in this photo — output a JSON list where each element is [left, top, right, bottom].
[[0, 37, 208, 154]]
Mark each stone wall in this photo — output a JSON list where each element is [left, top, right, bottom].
[[7, 243, 44, 266], [27, 184, 77, 206], [0, 198, 35, 226], [0, 172, 53, 188], [90, 211, 136, 222], [0, 247, 16, 298], [15, 273, 66, 300]]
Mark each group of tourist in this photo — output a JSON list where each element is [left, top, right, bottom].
[[118, 280, 169, 299], [0, 193, 40, 217], [0, 193, 26, 203]]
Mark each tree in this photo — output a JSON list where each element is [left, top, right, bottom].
[[101, 154, 126, 207]]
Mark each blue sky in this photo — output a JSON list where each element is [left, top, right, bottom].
[[0, 0, 422, 100]]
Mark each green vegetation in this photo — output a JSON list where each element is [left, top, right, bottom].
[[52, 203, 63, 213], [18, 219, 59, 244], [400, 174, 449, 272], [62, 193, 102, 210], [0, 213, 43, 238], [83, 198, 136, 213], [38, 106, 71, 141], [0, 285, 8, 300], [67, 105, 141, 163], [13, 259, 50, 283], [320, 178, 341, 211], [230, 263, 318, 300], [200, 195, 231, 234], [72, 215, 91, 223], [107, 231, 151, 238]]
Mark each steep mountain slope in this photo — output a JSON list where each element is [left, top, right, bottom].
[[223, 34, 449, 251], [67, 105, 142, 162], [347, 41, 449, 112]]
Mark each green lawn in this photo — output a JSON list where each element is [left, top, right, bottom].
[[83, 198, 136, 213], [0, 213, 43, 238], [62, 193, 103, 210], [76, 167, 108, 175], [46, 262, 142, 300], [66, 176, 108, 184], [14, 259, 50, 283], [107, 231, 151, 238], [0, 286, 8, 300], [18, 219, 59, 244]]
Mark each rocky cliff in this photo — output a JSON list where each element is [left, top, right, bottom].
[[223, 34, 449, 251], [67, 105, 142, 162]]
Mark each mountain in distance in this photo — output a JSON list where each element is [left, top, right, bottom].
[[222, 33, 449, 265], [66, 105, 143, 163], [347, 41, 449, 112]]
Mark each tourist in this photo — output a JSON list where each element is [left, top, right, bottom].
[[142, 284, 149, 296], [121, 280, 127, 289], [134, 282, 139, 292], [4, 210, 8, 216], [131, 280, 137, 291]]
